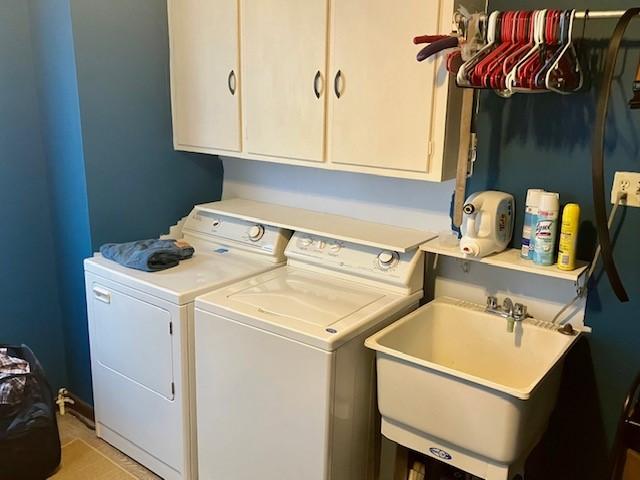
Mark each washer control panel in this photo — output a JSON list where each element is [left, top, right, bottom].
[[286, 232, 422, 291]]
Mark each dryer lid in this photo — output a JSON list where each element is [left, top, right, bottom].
[[84, 248, 279, 305]]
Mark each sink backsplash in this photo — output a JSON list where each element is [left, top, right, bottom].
[[429, 255, 588, 332]]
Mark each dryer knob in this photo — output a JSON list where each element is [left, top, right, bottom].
[[377, 251, 398, 269], [248, 224, 265, 241]]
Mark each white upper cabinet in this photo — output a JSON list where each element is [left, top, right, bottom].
[[168, 0, 241, 153], [241, 0, 328, 163], [327, 0, 438, 176], [168, 0, 478, 181]]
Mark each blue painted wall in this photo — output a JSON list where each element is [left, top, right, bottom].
[[0, 0, 68, 390], [29, 0, 93, 402], [0, 0, 224, 403], [69, 0, 223, 250], [473, 0, 640, 443], [62, 0, 223, 401]]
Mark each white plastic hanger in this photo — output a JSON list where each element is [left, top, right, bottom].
[[505, 10, 547, 94], [546, 9, 583, 93], [456, 11, 500, 87]]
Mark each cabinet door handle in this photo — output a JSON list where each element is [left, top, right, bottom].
[[228, 70, 236, 95], [92, 286, 111, 304], [334, 70, 343, 99], [313, 71, 322, 99]]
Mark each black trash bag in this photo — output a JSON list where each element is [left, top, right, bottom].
[[0, 345, 61, 480]]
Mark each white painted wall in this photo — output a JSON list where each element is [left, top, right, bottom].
[[221, 157, 455, 232]]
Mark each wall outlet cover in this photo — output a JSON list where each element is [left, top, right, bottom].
[[611, 171, 640, 207]]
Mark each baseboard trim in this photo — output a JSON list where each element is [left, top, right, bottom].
[[66, 390, 95, 422]]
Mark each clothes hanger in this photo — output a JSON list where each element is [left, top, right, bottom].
[[483, 11, 527, 89], [521, 10, 561, 90], [505, 10, 544, 93], [533, 10, 567, 89], [471, 11, 517, 86], [501, 11, 537, 83], [487, 10, 534, 91], [546, 10, 583, 93], [457, 12, 501, 86], [456, 11, 500, 87], [507, 10, 550, 93]]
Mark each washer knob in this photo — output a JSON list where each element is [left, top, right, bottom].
[[298, 236, 313, 247], [377, 251, 398, 269], [329, 242, 342, 253], [248, 224, 265, 241]]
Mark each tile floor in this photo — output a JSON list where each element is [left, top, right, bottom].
[[55, 414, 160, 480]]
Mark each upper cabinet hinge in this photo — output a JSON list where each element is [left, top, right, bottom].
[[427, 140, 434, 157], [169, 322, 173, 335], [171, 382, 175, 396]]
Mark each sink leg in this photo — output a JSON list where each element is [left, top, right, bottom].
[[511, 457, 526, 479], [485, 464, 510, 480]]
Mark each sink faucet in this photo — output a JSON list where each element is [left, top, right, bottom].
[[486, 296, 528, 332]]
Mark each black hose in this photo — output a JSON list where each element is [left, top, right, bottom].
[[591, 8, 640, 303]]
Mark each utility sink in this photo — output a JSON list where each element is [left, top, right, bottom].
[[365, 297, 580, 479]]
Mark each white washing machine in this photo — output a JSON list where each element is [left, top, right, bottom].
[[194, 231, 425, 480], [84, 205, 291, 480]]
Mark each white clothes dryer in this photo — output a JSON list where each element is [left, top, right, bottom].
[[84, 205, 291, 480]]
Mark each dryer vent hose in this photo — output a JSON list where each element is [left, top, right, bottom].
[[591, 8, 640, 302]]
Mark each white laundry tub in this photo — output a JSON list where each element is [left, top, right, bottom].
[[365, 297, 580, 480]]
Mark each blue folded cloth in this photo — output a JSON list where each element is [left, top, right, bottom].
[[99, 239, 195, 272]]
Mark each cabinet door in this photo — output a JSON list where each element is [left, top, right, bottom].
[[328, 0, 439, 174], [169, 0, 241, 152], [242, 0, 328, 162]]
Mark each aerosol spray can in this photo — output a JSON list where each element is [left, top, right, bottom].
[[533, 192, 559, 266]]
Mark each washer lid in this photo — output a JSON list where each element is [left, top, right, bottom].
[[196, 267, 421, 350], [228, 270, 385, 327], [84, 247, 279, 305]]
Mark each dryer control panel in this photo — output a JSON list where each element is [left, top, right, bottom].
[[285, 232, 424, 294], [182, 209, 292, 261]]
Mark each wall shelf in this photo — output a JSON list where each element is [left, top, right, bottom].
[[197, 198, 437, 252], [420, 238, 589, 283]]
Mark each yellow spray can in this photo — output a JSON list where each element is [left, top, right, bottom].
[[557, 203, 580, 271]]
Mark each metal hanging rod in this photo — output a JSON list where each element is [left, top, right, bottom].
[[575, 11, 638, 20]]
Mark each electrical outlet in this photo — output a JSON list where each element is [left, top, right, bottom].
[[611, 171, 640, 207]]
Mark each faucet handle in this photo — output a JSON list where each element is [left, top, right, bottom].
[[514, 303, 527, 320], [486, 296, 498, 309], [502, 297, 514, 314]]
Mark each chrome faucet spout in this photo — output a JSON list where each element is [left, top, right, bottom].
[[485, 296, 529, 332]]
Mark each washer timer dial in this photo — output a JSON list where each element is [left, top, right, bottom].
[[377, 251, 399, 270], [248, 224, 265, 241]]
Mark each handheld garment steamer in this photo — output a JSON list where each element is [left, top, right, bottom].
[[460, 191, 515, 258]]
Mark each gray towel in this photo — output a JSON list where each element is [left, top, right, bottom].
[[100, 239, 194, 272]]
